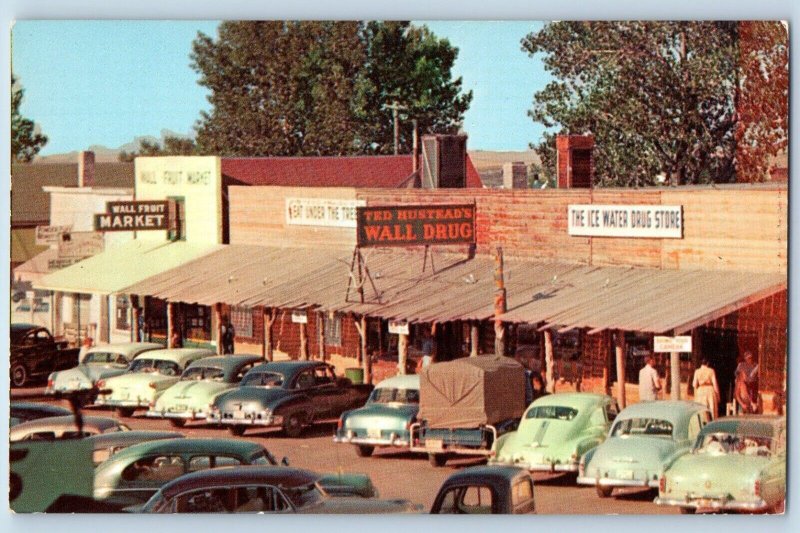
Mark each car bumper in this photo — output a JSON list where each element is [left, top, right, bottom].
[[95, 398, 150, 408], [146, 409, 208, 420], [46, 384, 93, 394], [333, 435, 410, 447], [654, 497, 769, 512], [491, 459, 579, 472], [209, 413, 283, 426], [577, 476, 658, 488]]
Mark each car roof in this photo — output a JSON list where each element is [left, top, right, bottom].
[[186, 355, 263, 375], [87, 430, 185, 449], [104, 437, 267, 463], [440, 465, 529, 493], [9, 415, 123, 436], [376, 374, 420, 390], [528, 392, 610, 409], [157, 466, 321, 501], [247, 360, 329, 380], [85, 342, 162, 357], [616, 400, 707, 422], [134, 348, 215, 364], [700, 415, 784, 439], [10, 402, 72, 416]]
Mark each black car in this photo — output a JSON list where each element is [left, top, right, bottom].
[[10, 402, 72, 427], [430, 465, 536, 514], [10, 324, 80, 387]]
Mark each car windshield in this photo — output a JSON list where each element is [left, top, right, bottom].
[[280, 482, 325, 509], [128, 358, 181, 377], [250, 451, 278, 465], [611, 418, 674, 437], [525, 405, 578, 421], [181, 366, 225, 382], [241, 372, 284, 388], [369, 387, 419, 404], [694, 432, 773, 457], [84, 352, 128, 366]]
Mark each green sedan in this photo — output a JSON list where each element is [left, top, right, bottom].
[[655, 415, 786, 514], [146, 355, 262, 427], [490, 392, 618, 473]]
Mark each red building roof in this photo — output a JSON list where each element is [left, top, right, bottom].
[[221, 154, 484, 189]]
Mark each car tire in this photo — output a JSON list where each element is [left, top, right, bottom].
[[116, 407, 135, 418], [283, 413, 305, 438], [428, 453, 447, 467], [596, 485, 613, 498], [10, 364, 28, 388], [169, 419, 186, 428], [229, 425, 246, 437], [680, 507, 696, 514], [355, 445, 374, 458]]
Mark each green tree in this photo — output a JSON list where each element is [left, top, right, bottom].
[[190, 21, 472, 157], [118, 136, 197, 162], [524, 21, 787, 186], [11, 75, 48, 162]]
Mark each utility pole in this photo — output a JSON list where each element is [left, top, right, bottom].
[[384, 101, 407, 155]]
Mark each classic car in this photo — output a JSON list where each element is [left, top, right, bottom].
[[334, 374, 420, 457], [94, 348, 214, 417], [655, 415, 786, 514], [87, 430, 185, 466], [10, 402, 72, 427], [11, 323, 81, 387], [146, 354, 262, 427], [430, 465, 536, 514], [93, 438, 280, 507], [140, 466, 421, 514], [490, 392, 618, 473], [46, 342, 162, 403], [10, 415, 130, 442], [209, 361, 373, 438], [578, 400, 712, 498]]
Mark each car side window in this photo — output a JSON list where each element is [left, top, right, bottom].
[[93, 448, 111, 465], [605, 402, 619, 422], [175, 488, 234, 513], [234, 363, 256, 383], [234, 486, 292, 513], [294, 370, 316, 390], [35, 330, 51, 342], [121, 455, 185, 483], [436, 486, 493, 514], [512, 478, 533, 506], [188, 455, 243, 472], [314, 367, 334, 386]]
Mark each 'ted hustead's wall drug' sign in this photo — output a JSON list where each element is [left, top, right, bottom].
[[357, 204, 476, 247], [95, 201, 170, 231], [568, 204, 683, 238]]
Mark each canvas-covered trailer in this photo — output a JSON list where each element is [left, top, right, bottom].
[[410, 355, 527, 467]]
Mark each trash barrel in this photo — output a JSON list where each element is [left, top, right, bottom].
[[345, 367, 364, 384]]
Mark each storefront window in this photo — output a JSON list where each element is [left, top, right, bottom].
[[115, 295, 130, 331], [231, 306, 253, 338], [324, 313, 342, 346], [168, 196, 186, 242], [184, 304, 210, 340]]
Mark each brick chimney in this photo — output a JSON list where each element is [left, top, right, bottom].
[[556, 135, 594, 188], [502, 161, 527, 189], [420, 134, 467, 189], [78, 150, 95, 188]]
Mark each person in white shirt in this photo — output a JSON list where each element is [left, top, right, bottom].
[[638, 355, 662, 402]]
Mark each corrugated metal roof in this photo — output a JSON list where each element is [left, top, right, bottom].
[[122, 244, 785, 334]]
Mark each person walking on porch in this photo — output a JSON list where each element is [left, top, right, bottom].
[[638, 355, 662, 402], [692, 358, 720, 419]]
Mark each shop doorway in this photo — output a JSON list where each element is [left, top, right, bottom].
[[700, 327, 739, 412]]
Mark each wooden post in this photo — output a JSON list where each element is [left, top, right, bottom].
[[615, 330, 627, 408], [132, 296, 141, 343], [493, 247, 507, 356], [53, 291, 63, 336], [670, 351, 681, 400], [299, 313, 309, 361], [544, 328, 555, 393], [263, 308, 275, 362], [398, 333, 408, 375], [213, 303, 223, 354], [361, 315, 371, 384], [470, 321, 479, 357], [167, 302, 175, 349], [317, 311, 326, 361]]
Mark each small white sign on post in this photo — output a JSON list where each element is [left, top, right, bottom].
[[654, 336, 693, 353], [35, 225, 72, 245], [388, 321, 409, 335], [291, 311, 308, 324]]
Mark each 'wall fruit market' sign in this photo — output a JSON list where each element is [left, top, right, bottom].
[[94, 201, 170, 231]]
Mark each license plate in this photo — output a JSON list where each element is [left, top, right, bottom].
[[425, 439, 444, 451], [233, 411, 246, 420], [617, 470, 634, 480], [173, 405, 187, 412], [367, 428, 382, 439]]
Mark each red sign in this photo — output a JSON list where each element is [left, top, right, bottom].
[[357, 204, 476, 247]]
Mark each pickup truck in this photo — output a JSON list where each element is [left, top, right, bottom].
[[11, 324, 81, 388], [410, 355, 528, 467], [430, 465, 536, 514], [209, 361, 373, 438]]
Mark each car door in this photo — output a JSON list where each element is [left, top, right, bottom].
[[315, 365, 352, 416], [27, 329, 53, 375]]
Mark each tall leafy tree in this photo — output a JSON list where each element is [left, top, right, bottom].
[[118, 136, 198, 162], [524, 21, 787, 186], [190, 21, 472, 157], [11, 75, 48, 162]]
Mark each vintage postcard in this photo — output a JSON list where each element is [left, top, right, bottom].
[[8, 19, 787, 516]]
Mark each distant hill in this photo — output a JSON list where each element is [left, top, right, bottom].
[[33, 130, 193, 164], [467, 149, 540, 170]]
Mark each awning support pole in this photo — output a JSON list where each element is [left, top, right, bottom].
[[670, 350, 681, 400], [167, 302, 175, 349], [544, 328, 555, 393], [299, 311, 309, 361], [615, 330, 627, 408], [361, 315, 371, 384], [131, 295, 141, 343], [214, 303, 223, 355], [317, 311, 326, 361], [493, 246, 507, 357], [470, 321, 479, 357], [398, 332, 408, 375], [263, 308, 276, 362]]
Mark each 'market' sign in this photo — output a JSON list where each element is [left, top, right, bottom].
[[94, 201, 170, 231], [568, 204, 683, 238], [357, 204, 476, 247]]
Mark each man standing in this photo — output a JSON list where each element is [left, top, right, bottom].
[[638, 355, 662, 402], [221, 316, 235, 355], [735, 352, 759, 399]]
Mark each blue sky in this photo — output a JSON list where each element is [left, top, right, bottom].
[[11, 20, 549, 155]]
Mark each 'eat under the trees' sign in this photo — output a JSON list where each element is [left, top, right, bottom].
[[357, 204, 476, 247]]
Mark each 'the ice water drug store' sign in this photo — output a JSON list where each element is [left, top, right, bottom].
[[388, 321, 410, 335], [94, 201, 170, 231], [357, 204, 476, 247], [568, 205, 683, 238], [653, 336, 693, 353], [291, 311, 308, 324], [286, 198, 366, 228]]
